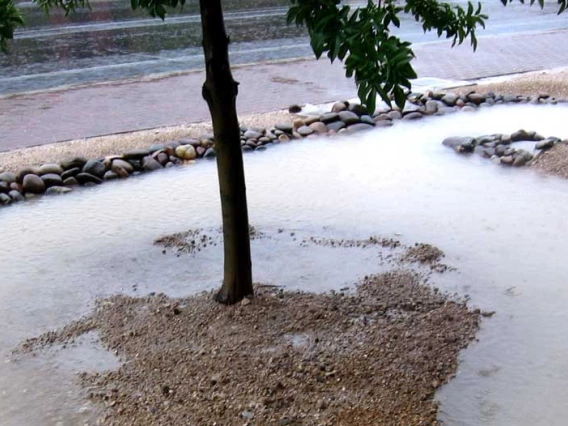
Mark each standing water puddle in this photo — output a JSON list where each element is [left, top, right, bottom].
[[1, 104, 568, 425]]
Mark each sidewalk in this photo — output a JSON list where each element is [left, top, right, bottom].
[[2, 29, 568, 152]]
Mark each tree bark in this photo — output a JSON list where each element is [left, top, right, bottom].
[[199, 0, 253, 304]]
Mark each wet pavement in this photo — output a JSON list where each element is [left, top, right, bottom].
[[1, 0, 568, 150]]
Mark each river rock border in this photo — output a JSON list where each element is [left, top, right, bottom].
[[1, 91, 566, 208], [442, 130, 565, 167]]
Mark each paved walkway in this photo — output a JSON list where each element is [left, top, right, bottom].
[[2, 29, 568, 151]]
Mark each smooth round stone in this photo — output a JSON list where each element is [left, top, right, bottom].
[[82, 159, 106, 178], [0, 181, 9, 193], [123, 148, 151, 160], [436, 107, 457, 115], [402, 102, 421, 114], [22, 174, 46, 194], [468, 93, 485, 105], [244, 129, 263, 140], [303, 116, 320, 126], [156, 152, 169, 165], [204, 148, 216, 159], [41, 173, 63, 187], [345, 123, 375, 133], [278, 134, 291, 143], [442, 137, 475, 153], [39, 163, 63, 176], [165, 162, 175, 168], [0, 172, 17, 184], [8, 190, 24, 202], [142, 157, 163, 171], [424, 100, 439, 114], [309, 122, 328, 133], [17, 167, 40, 183], [274, 123, 293, 133], [387, 110, 402, 120], [175, 145, 197, 160], [103, 155, 122, 169], [255, 145, 267, 151], [200, 137, 214, 148], [347, 103, 368, 116], [61, 157, 87, 170], [441, 93, 458, 106], [513, 150, 534, 166], [196, 146, 206, 157], [375, 120, 394, 128], [0, 193, 11, 205], [403, 112, 423, 120], [61, 168, 81, 180], [104, 171, 118, 180], [288, 104, 302, 113], [297, 126, 314, 137], [360, 115, 375, 125], [338, 111, 360, 125], [76, 173, 103, 185], [511, 129, 531, 142], [461, 106, 476, 112], [63, 177, 79, 186], [112, 159, 134, 174], [500, 156, 514, 165], [45, 186, 73, 196], [373, 114, 391, 122], [536, 139, 555, 150], [112, 165, 129, 179], [320, 112, 339, 124], [326, 121, 346, 132], [503, 94, 519, 103], [495, 145, 508, 156], [242, 145, 253, 152], [331, 101, 347, 113]]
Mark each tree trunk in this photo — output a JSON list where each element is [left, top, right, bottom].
[[199, 0, 253, 304]]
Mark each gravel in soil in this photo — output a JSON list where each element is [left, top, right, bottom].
[[0, 110, 293, 173], [154, 229, 219, 255], [16, 267, 480, 425], [530, 142, 568, 179], [453, 69, 568, 99]]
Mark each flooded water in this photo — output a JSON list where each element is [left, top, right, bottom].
[[2, 105, 568, 425]]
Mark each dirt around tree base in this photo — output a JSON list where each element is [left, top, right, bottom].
[[19, 271, 480, 426], [531, 142, 568, 179]]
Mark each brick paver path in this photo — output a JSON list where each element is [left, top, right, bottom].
[[1, 30, 568, 151]]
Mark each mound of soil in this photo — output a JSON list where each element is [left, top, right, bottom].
[[531, 142, 568, 179], [19, 271, 480, 426]]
